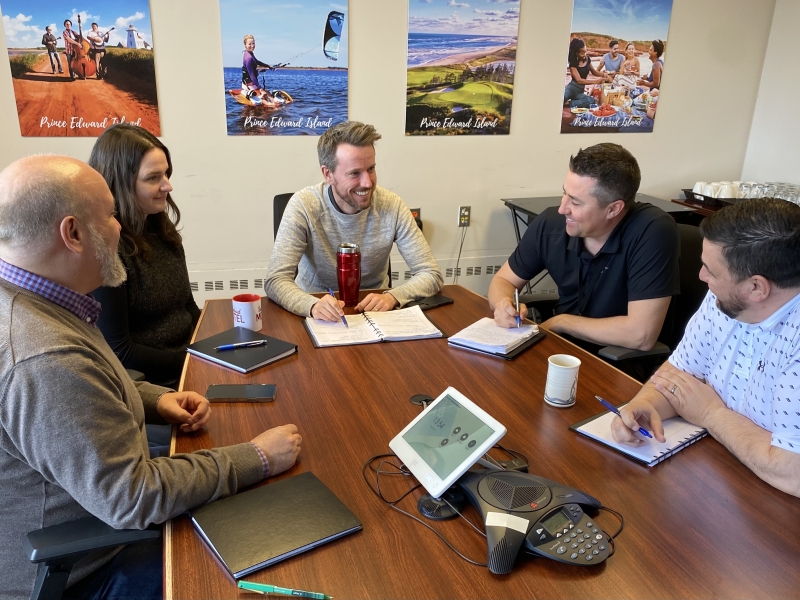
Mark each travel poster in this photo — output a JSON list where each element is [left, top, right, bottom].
[[561, 0, 672, 134], [1, 0, 160, 137], [220, 0, 348, 136], [405, 0, 519, 136]]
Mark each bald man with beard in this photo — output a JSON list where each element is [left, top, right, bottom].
[[0, 156, 302, 600]]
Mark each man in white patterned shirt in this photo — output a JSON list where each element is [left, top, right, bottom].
[[612, 198, 800, 497]]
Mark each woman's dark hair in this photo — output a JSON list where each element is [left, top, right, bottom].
[[88, 123, 181, 259], [63, 19, 72, 26], [701, 198, 800, 288], [652, 39, 665, 57], [568, 38, 586, 68]]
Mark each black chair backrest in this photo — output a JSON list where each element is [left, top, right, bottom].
[[661, 223, 708, 350], [273, 193, 294, 241]]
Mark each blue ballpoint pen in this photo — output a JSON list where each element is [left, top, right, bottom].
[[214, 340, 267, 352], [514, 288, 521, 328], [327, 288, 348, 328], [595, 395, 653, 438]]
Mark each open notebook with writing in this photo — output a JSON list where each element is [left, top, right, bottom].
[[570, 406, 707, 467], [448, 317, 545, 359], [304, 305, 442, 347]]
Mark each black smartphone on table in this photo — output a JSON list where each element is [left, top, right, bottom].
[[206, 384, 277, 402], [404, 294, 454, 311]]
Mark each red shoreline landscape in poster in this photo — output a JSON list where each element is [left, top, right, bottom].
[[2, 1, 160, 137]]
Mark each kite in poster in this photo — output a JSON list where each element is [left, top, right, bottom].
[[405, 0, 520, 136], [220, 1, 348, 136], [1, 0, 160, 137], [561, 0, 673, 134]]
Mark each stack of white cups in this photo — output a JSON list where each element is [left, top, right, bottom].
[[544, 354, 581, 408]]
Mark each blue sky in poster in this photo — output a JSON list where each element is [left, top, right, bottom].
[[570, 0, 672, 41], [409, 0, 519, 36], [1, 0, 152, 48], [219, 0, 348, 68]]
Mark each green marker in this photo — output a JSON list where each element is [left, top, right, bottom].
[[238, 580, 333, 600]]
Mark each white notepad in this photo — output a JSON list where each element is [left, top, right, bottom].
[[448, 317, 539, 354], [570, 407, 707, 467], [304, 305, 442, 347]]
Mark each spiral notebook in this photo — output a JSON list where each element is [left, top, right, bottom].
[[569, 406, 707, 467], [303, 305, 442, 347]]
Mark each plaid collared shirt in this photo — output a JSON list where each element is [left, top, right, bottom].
[[0, 258, 101, 326]]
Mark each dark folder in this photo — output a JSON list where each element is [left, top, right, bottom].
[[186, 327, 297, 373], [190, 471, 362, 579]]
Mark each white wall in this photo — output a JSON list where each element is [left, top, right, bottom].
[[742, 0, 799, 184], [0, 0, 777, 299]]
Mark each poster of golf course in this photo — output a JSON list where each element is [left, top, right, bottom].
[[405, 0, 519, 136]]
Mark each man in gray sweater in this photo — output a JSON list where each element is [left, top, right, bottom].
[[0, 156, 302, 599], [265, 121, 443, 322]]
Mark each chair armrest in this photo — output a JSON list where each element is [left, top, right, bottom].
[[126, 369, 145, 382], [24, 515, 160, 563], [598, 341, 670, 362]]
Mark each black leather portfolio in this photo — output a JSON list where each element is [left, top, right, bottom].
[[186, 327, 297, 373], [190, 471, 362, 578]]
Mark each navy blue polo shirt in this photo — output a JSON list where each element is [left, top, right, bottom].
[[508, 202, 680, 318]]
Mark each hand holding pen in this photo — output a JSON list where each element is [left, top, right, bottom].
[[595, 396, 653, 438], [327, 288, 348, 328], [514, 288, 521, 328]]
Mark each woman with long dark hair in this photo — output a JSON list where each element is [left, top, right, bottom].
[[89, 123, 200, 388], [564, 38, 610, 108]]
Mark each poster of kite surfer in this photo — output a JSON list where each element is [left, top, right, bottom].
[[561, 0, 672, 134], [220, 0, 348, 136], [405, 0, 519, 136], [1, 0, 160, 137]]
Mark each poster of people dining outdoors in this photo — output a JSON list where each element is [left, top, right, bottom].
[[405, 0, 520, 136], [561, 0, 673, 134], [1, 0, 160, 137], [219, 0, 348, 136]]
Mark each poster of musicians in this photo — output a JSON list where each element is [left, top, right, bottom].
[[1, 0, 160, 136]]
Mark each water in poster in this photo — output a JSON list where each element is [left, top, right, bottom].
[[405, 1, 520, 136], [220, 1, 348, 136], [561, 0, 673, 134], [1, 0, 160, 137]]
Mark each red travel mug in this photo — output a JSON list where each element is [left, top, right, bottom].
[[337, 243, 361, 307]]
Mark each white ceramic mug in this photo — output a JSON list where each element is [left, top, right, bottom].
[[692, 181, 707, 194], [544, 354, 581, 407], [232, 293, 263, 331]]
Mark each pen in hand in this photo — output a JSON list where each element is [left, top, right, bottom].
[[327, 288, 348, 328], [214, 340, 268, 352], [595, 395, 653, 438], [514, 288, 521, 328]]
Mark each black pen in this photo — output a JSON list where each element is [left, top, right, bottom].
[[215, 340, 267, 352]]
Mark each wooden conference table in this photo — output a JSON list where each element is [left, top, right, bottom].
[[165, 285, 799, 599]]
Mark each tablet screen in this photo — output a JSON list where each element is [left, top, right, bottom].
[[401, 393, 496, 480]]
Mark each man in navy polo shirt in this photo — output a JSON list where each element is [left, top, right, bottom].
[[488, 143, 679, 354]]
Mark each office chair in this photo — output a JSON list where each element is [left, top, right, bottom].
[[24, 516, 160, 600], [273, 192, 427, 290], [597, 223, 708, 371]]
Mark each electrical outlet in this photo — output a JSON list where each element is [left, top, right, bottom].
[[458, 206, 471, 227]]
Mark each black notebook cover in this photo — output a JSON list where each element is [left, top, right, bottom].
[[186, 327, 297, 373], [190, 471, 362, 579], [448, 330, 547, 360]]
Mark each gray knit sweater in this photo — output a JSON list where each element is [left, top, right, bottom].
[[264, 183, 444, 317], [0, 278, 264, 600]]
